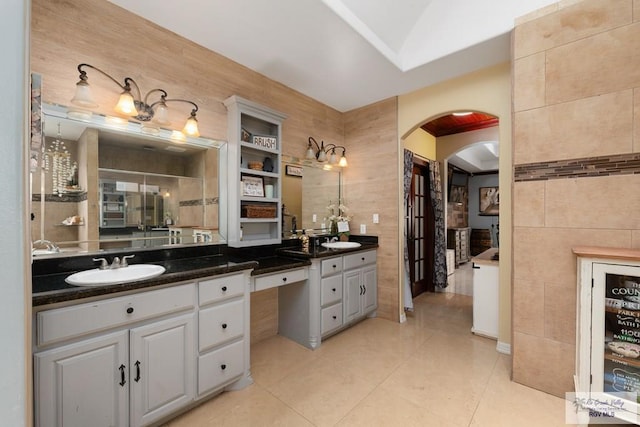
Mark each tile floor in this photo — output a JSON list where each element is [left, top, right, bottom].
[[164, 266, 574, 427]]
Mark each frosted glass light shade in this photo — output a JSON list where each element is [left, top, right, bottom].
[[70, 81, 98, 108], [182, 116, 200, 137], [338, 155, 348, 167], [153, 102, 170, 125], [328, 150, 338, 164], [114, 92, 138, 116], [305, 146, 315, 159]]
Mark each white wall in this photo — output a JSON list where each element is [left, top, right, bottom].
[[0, 0, 29, 424]]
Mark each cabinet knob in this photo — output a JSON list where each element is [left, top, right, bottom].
[[221, 285, 228, 292], [332, 315, 337, 320], [361, 257, 365, 261], [126, 307, 134, 314], [332, 264, 337, 268], [282, 277, 287, 282], [222, 323, 228, 329], [220, 364, 227, 370], [332, 288, 336, 292]]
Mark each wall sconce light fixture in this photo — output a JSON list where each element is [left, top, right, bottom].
[[70, 63, 200, 137], [305, 136, 348, 167]]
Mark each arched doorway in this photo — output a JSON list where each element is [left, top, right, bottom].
[[403, 111, 499, 302]]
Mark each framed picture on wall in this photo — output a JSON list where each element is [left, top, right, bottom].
[[450, 185, 466, 204], [479, 186, 499, 216], [285, 165, 303, 177]]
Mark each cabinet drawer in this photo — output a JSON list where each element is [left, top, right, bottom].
[[321, 275, 342, 306], [321, 303, 343, 336], [37, 283, 196, 347], [199, 273, 245, 306], [343, 250, 377, 270], [321, 257, 343, 277], [198, 340, 244, 396], [199, 299, 244, 351], [253, 267, 307, 292]]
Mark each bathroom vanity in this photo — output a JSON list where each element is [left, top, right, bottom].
[[31, 238, 377, 426]]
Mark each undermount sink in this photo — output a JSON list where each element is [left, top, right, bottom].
[[65, 264, 166, 287], [321, 241, 362, 249]]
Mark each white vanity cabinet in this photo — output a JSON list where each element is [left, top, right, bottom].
[[343, 250, 377, 324], [320, 256, 344, 336], [34, 283, 196, 427], [33, 270, 252, 427], [273, 249, 377, 350], [224, 95, 287, 247], [197, 273, 251, 397], [574, 247, 640, 426]]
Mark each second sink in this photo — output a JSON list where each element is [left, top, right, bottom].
[[65, 264, 166, 287], [321, 241, 362, 249]]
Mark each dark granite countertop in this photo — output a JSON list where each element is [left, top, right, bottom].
[[32, 236, 377, 307], [277, 242, 379, 259], [33, 252, 310, 307]]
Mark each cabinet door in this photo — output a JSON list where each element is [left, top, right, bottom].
[[362, 265, 377, 314], [129, 313, 195, 427], [344, 269, 362, 323], [34, 331, 128, 427]]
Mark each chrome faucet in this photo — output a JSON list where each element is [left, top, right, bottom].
[[32, 239, 60, 253], [121, 254, 135, 267], [93, 255, 134, 270]]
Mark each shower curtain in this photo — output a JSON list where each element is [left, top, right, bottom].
[[403, 149, 414, 310]]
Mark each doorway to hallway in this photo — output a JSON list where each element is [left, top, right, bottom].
[[406, 158, 435, 297]]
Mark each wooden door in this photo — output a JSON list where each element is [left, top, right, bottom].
[[407, 161, 435, 297]]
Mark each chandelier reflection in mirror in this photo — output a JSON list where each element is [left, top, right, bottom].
[[43, 123, 78, 196], [305, 136, 348, 167], [70, 63, 200, 137]]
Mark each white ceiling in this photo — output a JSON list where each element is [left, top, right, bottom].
[[107, 0, 557, 112]]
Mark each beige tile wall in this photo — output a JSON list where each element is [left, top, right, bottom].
[[343, 98, 399, 321], [513, 0, 640, 397]]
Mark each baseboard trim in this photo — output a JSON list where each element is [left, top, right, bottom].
[[496, 341, 511, 355]]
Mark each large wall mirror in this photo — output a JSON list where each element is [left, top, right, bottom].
[[281, 155, 341, 237], [31, 102, 227, 257]]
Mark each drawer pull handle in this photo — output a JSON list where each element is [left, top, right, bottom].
[[221, 286, 228, 292], [222, 323, 228, 329], [360, 285, 364, 295], [332, 315, 337, 320], [282, 277, 287, 282], [134, 360, 141, 382], [332, 265, 337, 268], [119, 364, 126, 387], [126, 307, 134, 314], [220, 364, 227, 370], [363, 285, 366, 295]]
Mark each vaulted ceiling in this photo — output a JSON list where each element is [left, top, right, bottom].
[[107, 0, 558, 112]]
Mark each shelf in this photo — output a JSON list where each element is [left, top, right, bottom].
[[240, 168, 279, 178], [225, 95, 286, 247], [240, 141, 279, 155], [240, 218, 278, 223]]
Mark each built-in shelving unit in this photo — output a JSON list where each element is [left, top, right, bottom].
[[99, 179, 125, 228], [224, 96, 286, 247]]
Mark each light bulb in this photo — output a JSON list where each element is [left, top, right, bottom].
[[114, 91, 138, 116], [183, 115, 199, 137]]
